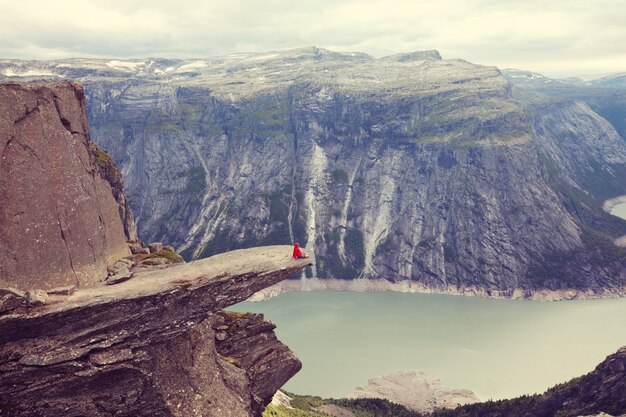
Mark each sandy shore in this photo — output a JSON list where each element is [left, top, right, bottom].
[[249, 277, 626, 302], [602, 195, 626, 213], [604, 195, 626, 247]]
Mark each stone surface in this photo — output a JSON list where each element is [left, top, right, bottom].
[[346, 370, 479, 413], [0, 294, 22, 313], [46, 285, 76, 295], [0, 245, 310, 417], [149, 242, 163, 253], [104, 271, 133, 285], [129, 243, 144, 254], [0, 82, 132, 291], [108, 258, 133, 275], [25, 289, 48, 306]]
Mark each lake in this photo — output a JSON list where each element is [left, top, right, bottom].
[[233, 203, 626, 401], [612, 202, 626, 220], [235, 292, 626, 401]]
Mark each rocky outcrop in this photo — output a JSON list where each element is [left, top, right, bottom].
[[2, 50, 626, 295], [346, 370, 479, 413], [0, 82, 133, 291], [0, 245, 310, 417]]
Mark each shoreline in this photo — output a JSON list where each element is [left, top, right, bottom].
[[602, 194, 626, 213], [603, 194, 626, 247], [249, 196, 626, 303], [249, 277, 626, 302]]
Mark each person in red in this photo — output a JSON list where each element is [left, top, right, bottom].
[[292, 242, 309, 259]]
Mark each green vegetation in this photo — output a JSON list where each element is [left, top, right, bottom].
[[316, 229, 365, 279], [539, 151, 626, 238], [89, 143, 123, 192], [526, 225, 626, 289], [144, 246, 183, 263], [183, 166, 207, 195], [263, 405, 329, 417], [330, 169, 349, 184], [261, 393, 425, 417], [443, 244, 457, 264], [289, 395, 325, 411]]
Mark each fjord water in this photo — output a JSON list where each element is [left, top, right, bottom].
[[237, 292, 626, 401], [236, 207, 626, 401], [612, 202, 626, 220]]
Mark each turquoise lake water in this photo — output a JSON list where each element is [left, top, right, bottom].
[[233, 204, 626, 401], [236, 292, 626, 401], [612, 202, 626, 220]]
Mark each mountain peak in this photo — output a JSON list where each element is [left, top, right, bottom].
[[379, 50, 442, 62]]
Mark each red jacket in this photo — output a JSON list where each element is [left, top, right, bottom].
[[292, 243, 302, 259]]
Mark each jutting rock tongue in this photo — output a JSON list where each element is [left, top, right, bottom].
[[0, 81, 134, 291]]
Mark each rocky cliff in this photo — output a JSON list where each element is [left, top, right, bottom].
[[0, 82, 306, 416], [3, 49, 626, 295], [0, 81, 136, 291], [0, 246, 309, 416]]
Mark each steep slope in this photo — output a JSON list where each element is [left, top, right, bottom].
[[0, 82, 135, 291], [4, 49, 626, 295], [503, 69, 626, 142]]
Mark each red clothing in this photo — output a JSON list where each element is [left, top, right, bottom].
[[292, 243, 302, 259]]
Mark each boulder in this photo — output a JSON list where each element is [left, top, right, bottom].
[[25, 289, 48, 307], [149, 242, 164, 253]]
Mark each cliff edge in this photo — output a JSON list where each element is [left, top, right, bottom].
[[0, 81, 307, 417], [0, 81, 135, 290], [0, 245, 310, 416]]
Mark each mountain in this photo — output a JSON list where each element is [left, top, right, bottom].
[[503, 69, 626, 142], [3, 48, 626, 297]]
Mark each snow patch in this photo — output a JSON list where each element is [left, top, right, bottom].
[[3, 68, 58, 77], [105, 60, 144, 71], [176, 61, 207, 72]]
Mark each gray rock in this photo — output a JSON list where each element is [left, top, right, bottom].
[[346, 370, 480, 413], [149, 242, 163, 253], [0, 288, 26, 299], [135, 247, 150, 255], [46, 285, 77, 296], [108, 258, 133, 276], [129, 243, 144, 254], [215, 332, 227, 341], [141, 257, 168, 266], [0, 245, 306, 417], [25, 289, 48, 307], [105, 272, 133, 285], [0, 294, 23, 313]]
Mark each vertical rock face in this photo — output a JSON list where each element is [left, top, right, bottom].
[[2, 51, 626, 294], [0, 82, 131, 291]]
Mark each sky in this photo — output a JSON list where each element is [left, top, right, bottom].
[[1, 0, 625, 79]]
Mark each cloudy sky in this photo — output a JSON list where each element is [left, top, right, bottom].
[[1, 0, 625, 78]]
